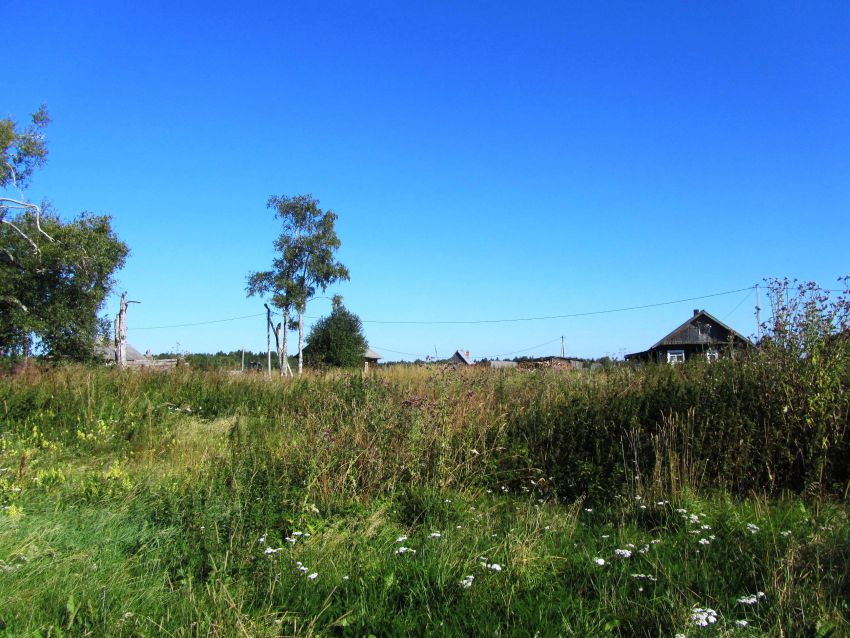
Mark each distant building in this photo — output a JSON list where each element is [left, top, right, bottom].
[[625, 309, 752, 364], [485, 360, 518, 369], [94, 342, 179, 369], [364, 347, 382, 371], [447, 349, 473, 366], [518, 356, 584, 371]]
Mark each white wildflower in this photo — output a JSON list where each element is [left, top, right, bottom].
[[735, 619, 749, 627], [746, 523, 760, 534], [698, 538, 710, 545], [258, 534, 266, 545], [594, 557, 605, 566], [264, 547, 281, 555], [737, 592, 765, 605], [396, 547, 416, 555], [430, 532, 442, 538], [690, 606, 718, 627], [460, 575, 475, 589], [780, 530, 792, 537], [614, 549, 632, 558], [307, 572, 318, 580], [395, 536, 408, 543]]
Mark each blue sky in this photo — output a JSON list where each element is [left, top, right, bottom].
[[6, 1, 849, 360]]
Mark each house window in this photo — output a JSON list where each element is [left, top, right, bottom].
[[706, 349, 719, 363], [667, 350, 686, 364]]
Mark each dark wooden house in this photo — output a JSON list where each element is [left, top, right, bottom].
[[447, 349, 473, 366], [625, 309, 752, 364]]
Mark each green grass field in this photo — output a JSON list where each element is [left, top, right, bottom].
[[0, 364, 847, 636]]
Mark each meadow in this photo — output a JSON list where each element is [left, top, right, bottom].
[[0, 353, 847, 637]]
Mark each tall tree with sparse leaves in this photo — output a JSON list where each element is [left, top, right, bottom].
[[247, 194, 349, 376]]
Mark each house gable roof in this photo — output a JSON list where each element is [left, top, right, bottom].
[[364, 348, 382, 360], [650, 310, 753, 350], [94, 342, 147, 361], [449, 349, 472, 365]]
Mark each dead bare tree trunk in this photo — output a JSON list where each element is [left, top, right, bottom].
[[265, 304, 272, 377], [115, 292, 128, 369], [281, 313, 292, 376]]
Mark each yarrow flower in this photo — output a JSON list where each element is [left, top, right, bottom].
[[307, 572, 318, 580], [735, 620, 749, 627], [429, 532, 442, 538], [614, 549, 632, 558], [395, 536, 408, 543], [690, 606, 718, 627], [460, 575, 474, 589], [396, 547, 416, 555], [746, 523, 760, 534], [737, 592, 766, 605], [698, 538, 711, 546], [594, 557, 605, 566]]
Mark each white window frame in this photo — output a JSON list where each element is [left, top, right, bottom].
[[667, 349, 686, 364], [705, 348, 719, 363]]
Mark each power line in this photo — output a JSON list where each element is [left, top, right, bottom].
[[354, 285, 756, 325], [130, 312, 265, 331], [486, 337, 563, 359], [130, 285, 755, 331], [722, 287, 755, 322], [371, 345, 429, 358]]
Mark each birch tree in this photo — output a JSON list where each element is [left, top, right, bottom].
[[247, 194, 349, 376]]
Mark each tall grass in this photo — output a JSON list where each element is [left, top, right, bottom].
[[0, 353, 848, 635]]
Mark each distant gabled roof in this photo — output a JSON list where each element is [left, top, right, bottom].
[[94, 342, 147, 361], [364, 348, 382, 360], [650, 310, 753, 349], [449, 349, 472, 365]]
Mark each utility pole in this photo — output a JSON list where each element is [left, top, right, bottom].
[[755, 283, 762, 341], [560, 335, 565, 358], [241, 348, 245, 373], [265, 305, 272, 377], [114, 292, 140, 369]]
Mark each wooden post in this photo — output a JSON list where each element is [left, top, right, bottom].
[[115, 292, 140, 369], [115, 292, 128, 369], [241, 348, 245, 372], [755, 283, 761, 341], [266, 305, 272, 377]]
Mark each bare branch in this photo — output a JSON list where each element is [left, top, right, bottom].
[[0, 296, 28, 312], [1, 218, 40, 252], [0, 197, 55, 244]]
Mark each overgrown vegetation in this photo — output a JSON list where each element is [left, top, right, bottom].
[[0, 340, 847, 636]]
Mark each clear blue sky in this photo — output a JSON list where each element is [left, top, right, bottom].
[[6, 1, 849, 360]]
